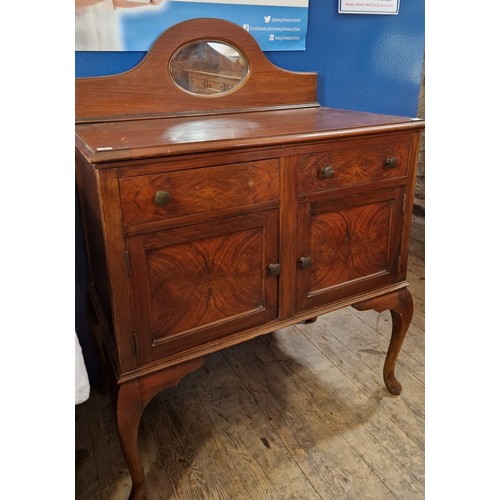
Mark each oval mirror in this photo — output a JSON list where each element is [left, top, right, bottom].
[[169, 40, 249, 96]]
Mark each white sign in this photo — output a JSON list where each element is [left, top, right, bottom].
[[339, 0, 399, 15]]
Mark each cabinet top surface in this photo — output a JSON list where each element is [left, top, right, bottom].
[[75, 18, 423, 164], [75, 106, 423, 164]]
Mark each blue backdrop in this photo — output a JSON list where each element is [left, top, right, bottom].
[[75, 0, 424, 117]]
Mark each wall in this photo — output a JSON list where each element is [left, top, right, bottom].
[[76, 1, 425, 117], [415, 59, 425, 215]]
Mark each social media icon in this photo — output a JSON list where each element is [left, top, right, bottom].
[[269, 34, 275, 41], [264, 15, 271, 23], [243, 24, 250, 31]]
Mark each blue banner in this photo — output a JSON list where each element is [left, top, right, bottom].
[[76, 1, 308, 52]]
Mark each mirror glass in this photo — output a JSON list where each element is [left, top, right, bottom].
[[169, 41, 248, 96]]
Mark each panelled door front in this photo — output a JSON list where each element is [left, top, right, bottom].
[[296, 186, 405, 312], [127, 210, 279, 363]]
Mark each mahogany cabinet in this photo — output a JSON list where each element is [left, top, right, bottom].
[[75, 19, 424, 500]]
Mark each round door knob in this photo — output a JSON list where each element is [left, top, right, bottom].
[[384, 157, 398, 169], [154, 190, 171, 206], [319, 166, 335, 179], [299, 256, 313, 269], [267, 263, 281, 277]]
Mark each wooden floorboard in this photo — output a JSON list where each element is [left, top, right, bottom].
[[76, 215, 425, 500]]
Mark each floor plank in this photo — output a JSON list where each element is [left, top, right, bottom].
[[75, 399, 102, 500], [75, 215, 425, 499], [261, 328, 425, 487], [224, 340, 398, 499]]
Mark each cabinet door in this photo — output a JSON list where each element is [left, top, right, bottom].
[[127, 211, 279, 363], [296, 187, 405, 312]]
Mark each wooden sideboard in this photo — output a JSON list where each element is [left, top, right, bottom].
[[76, 18, 424, 500]]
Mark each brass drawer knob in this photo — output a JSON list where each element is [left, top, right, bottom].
[[267, 263, 281, 277], [319, 166, 335, 179], [299, 256, 313, 269], [154, 190, 171, 206], [385, 157, 398, 169]]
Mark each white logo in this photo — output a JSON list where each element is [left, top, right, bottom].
[[242, 24, 250, 31], [269, 34, 275, 41], [264, 15, 271, 23]]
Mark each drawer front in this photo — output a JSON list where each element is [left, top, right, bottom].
[[119, 159, 279, 226], [298, 138, 410, 194]]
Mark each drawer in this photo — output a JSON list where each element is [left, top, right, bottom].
[[119, 159, 279, 226], [297, 137, 410, 194]]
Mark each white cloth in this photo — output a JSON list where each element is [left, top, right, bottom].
[[75, 333, 90, 404], [75, 0, 121, 51]]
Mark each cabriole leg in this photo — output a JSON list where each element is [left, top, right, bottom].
[[114, 358, 205, 500], [116, 380, 147, 500], [353, 288, 413, 395]]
